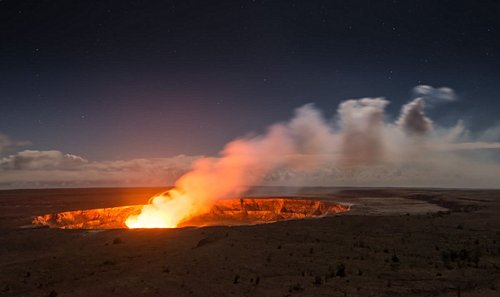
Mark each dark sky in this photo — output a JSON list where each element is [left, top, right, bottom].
[[1, 0, 499, 160]]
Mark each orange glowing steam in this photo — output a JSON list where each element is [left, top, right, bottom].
[[125, 189, 202, 228], [124, 124, 297, 228], [124, 105, 347, 229]]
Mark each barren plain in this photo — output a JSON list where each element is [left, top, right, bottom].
[[0, 187, 499, 297]]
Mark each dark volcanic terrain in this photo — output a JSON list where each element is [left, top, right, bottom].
[[0, 187, 499, 297]]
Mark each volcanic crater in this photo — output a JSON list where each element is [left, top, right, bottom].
[[32, 198, 350, 229]]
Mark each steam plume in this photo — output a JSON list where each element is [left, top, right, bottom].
[[338, 98, 388, 164], [396, 98, 433, 136], [125, 105, 336, 227], [126, 85, 500, 228]]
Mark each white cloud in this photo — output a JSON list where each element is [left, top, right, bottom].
[[412, 85, 457, 102], [0, 150, 199, 189], [0, 150, 87, 170]]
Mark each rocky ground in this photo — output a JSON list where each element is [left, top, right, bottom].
[[0, 187, 499, 297]]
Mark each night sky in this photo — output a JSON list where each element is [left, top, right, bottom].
[[1, 0, 499, 160]]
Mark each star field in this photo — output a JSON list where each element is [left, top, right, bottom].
[[0, 0, 499, 160]]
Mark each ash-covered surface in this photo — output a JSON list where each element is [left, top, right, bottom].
[[1, 187, 500, 297]]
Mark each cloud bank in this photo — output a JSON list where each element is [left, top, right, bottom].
[[0, 151, 197, 189], [1, 85, 500, 190]]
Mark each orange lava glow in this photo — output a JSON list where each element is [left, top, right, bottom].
[[32, 198, 350, 229], [124, 189, 208, 228]]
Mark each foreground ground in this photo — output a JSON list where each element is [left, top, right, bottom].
[[0, 187, 499, 297]]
